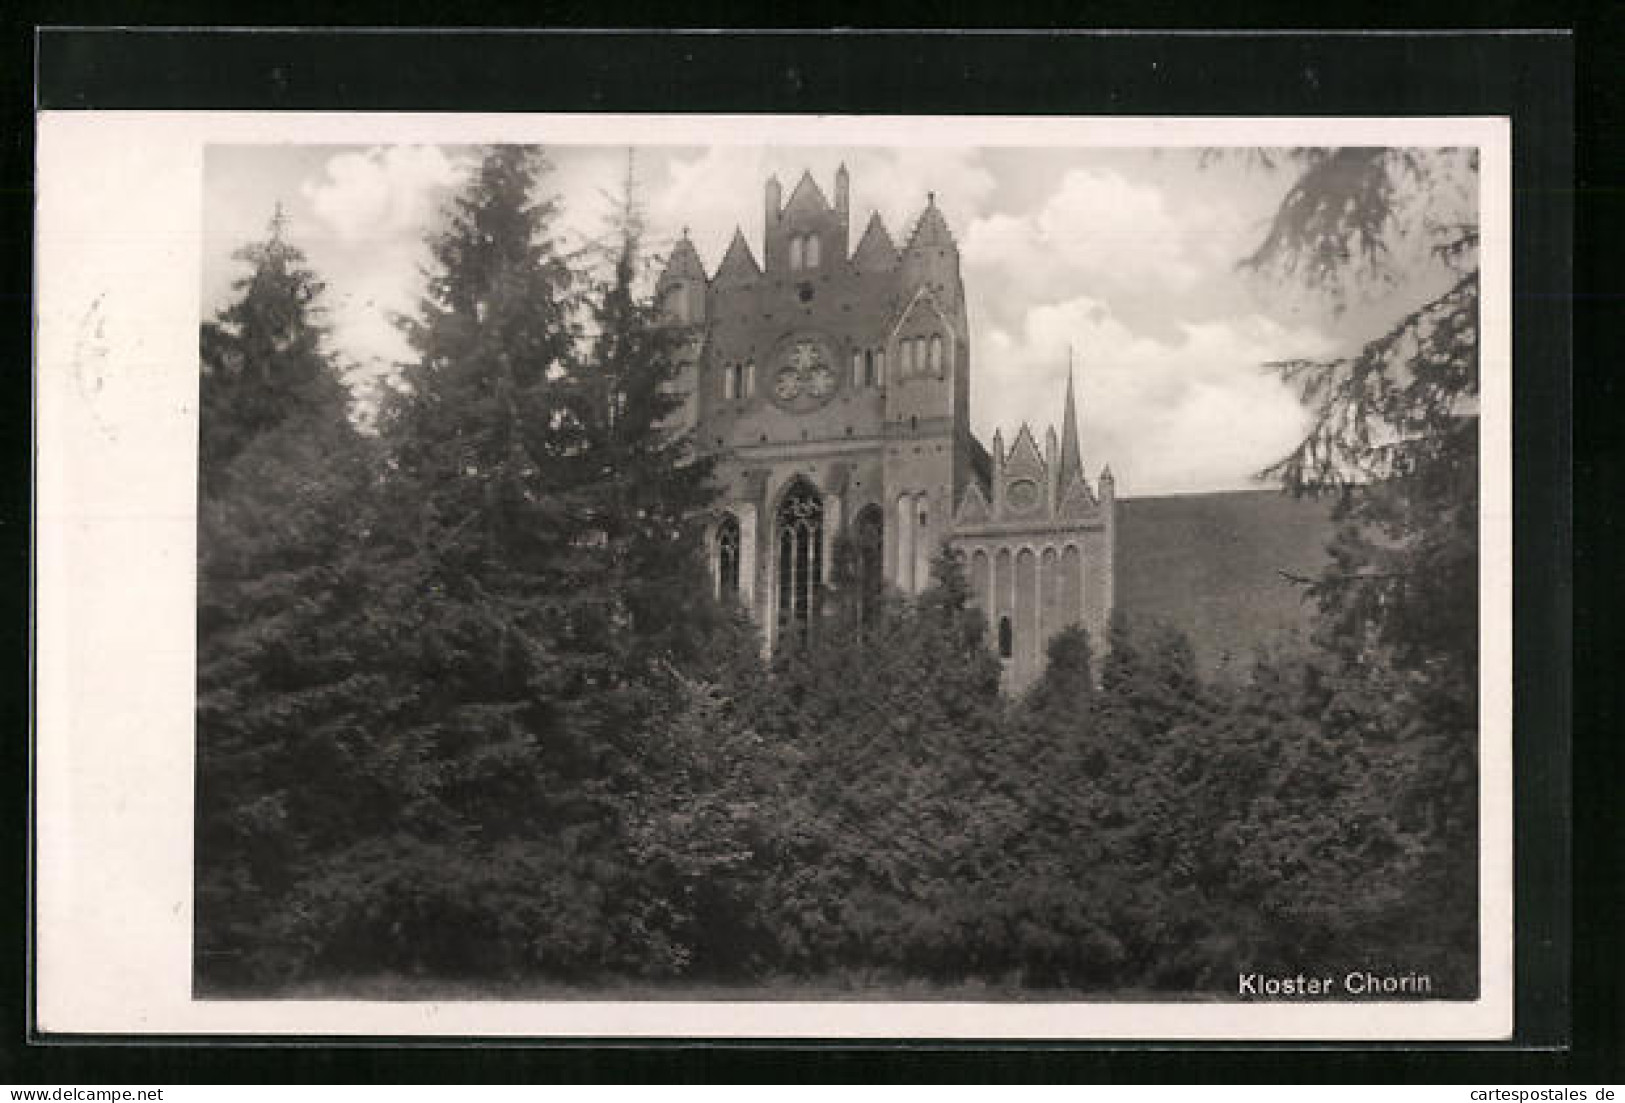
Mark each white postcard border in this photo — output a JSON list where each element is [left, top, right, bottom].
[[34, 111, 1514, 1039]]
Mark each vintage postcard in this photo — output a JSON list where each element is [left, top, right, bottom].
[[33, 112, 1512, 1039]]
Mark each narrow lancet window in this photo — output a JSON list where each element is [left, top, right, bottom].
[[716, 514, 741, 598]]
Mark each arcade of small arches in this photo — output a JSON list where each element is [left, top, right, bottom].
[[965, 542, 1090, 672], [708, 485, 1097, 679], [898, 334, 946, 378]]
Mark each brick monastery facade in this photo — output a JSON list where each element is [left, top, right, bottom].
[[657, 166, 1115, 692]]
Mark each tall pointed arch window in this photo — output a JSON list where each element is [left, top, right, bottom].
[[716, 514, 741, 599], [805, 234, 821, 268], [998, 616, 1013, 659], [789, 236, 805, 270], [776, 481, 825, 643], [929, 333, 944, 375], [863, 350, 876, 387]]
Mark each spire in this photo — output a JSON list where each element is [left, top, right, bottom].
[[1057, 352, 1084, 490]]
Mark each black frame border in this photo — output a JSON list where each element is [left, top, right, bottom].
[[10, 23, 1597, 1084]]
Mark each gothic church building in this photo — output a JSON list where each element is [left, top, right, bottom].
[[658, 166, 1114, 691]]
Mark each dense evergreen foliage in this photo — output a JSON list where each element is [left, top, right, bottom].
[[195, 146, 1478, 997]]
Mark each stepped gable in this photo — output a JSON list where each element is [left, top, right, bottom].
[[905, 193, 955, 250], [955, 481, 992, 524], [852, 211, 899, 270], [714, 227, 762, 281], [1115, 489, 1339, 678], [783, 169, 831, 216], [661, 231, 707, 281]]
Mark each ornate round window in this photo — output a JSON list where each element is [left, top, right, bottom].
[[769, 334, 838, 413], [1006, 478, 1041, 513]]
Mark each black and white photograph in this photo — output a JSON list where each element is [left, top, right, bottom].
[[33, 112, 1514, 1039]]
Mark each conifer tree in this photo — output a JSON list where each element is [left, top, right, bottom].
[[1245, 148, 1481, 716], [567, 161, 727, 673], [274, 145, 623, 980], [194, 210, 374, 986], [1024, 625, 1095, 727], [199, 206, 353, 493]]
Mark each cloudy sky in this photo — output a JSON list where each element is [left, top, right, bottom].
[[203, 143, 1466, 496]]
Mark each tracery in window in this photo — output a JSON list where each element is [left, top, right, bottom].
[[776, 480, 825, 644], [716, 514, 741, 598]]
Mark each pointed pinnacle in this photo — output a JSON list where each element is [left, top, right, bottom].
[[1058, 357, 1084, 489]]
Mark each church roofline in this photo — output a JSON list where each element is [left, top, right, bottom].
[[714, 226, 762, 280], [784, 169, 832, 214], [660, 230, 707, 280], [904, 192, 956, 250], [852, 210, 899, 268]]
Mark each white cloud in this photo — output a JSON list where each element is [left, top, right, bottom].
[[291, 146, 477, 385], [302, 146, 467, 246], [962, 166, 1252, 337], [974, 296, 1335, 495]]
